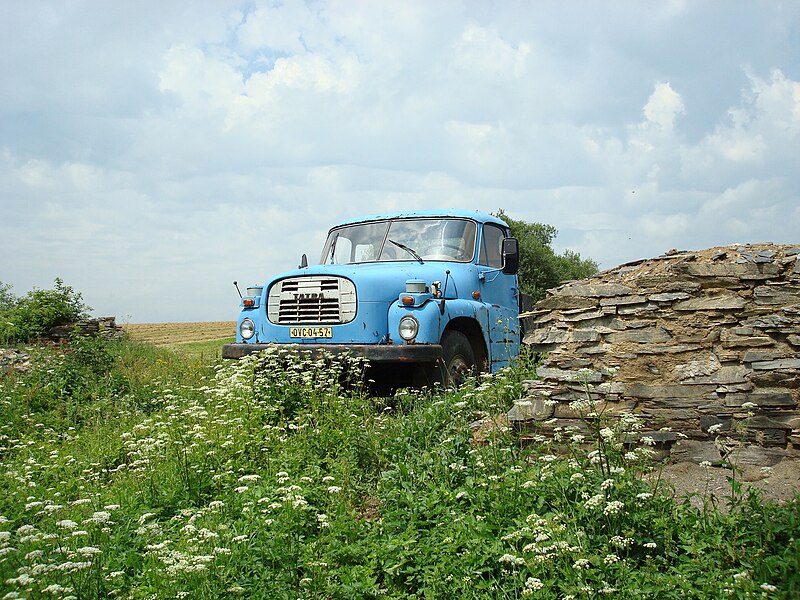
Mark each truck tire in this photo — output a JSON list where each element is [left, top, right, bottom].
[[441, 330, 475, 388]]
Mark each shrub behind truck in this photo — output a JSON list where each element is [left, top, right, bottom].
[[222, 209, 521, 386]]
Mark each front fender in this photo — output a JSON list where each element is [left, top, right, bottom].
[[441, 297, 491, 355], [387, 298, 442, 344]]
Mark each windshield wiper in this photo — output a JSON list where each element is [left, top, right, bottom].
[[327, 232, 339, 264], [388, 239, 424, 264]]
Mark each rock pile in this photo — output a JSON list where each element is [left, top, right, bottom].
[[48, 316, 123, 341], [0, 349, 31, 376], [510, 243, 800, 467]]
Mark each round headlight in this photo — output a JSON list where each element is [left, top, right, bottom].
[[398, 315, 419, 341], [240, 318, 255, 340]]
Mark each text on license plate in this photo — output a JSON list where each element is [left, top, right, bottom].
[[289, 326, 333, 338]]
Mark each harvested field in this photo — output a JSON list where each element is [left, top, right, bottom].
[[123, 321, 235, 346]]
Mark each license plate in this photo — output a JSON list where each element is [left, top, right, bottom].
[[289, 326, 333, 339]]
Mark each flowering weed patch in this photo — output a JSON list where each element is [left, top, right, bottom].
[[0, 339, 798, 598]]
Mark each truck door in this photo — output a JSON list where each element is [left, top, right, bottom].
[[476, 223, 520, 370]]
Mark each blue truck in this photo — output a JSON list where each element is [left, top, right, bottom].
[[222, 209, 521, 386]]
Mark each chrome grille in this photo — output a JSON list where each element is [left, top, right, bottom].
[[267, 276, 356, 325]]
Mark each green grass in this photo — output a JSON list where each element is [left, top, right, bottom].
[[163, 337, 235, 362], [0, 338, 798, 599]]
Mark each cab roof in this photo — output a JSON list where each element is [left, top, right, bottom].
[[332, 209, 509, 229]]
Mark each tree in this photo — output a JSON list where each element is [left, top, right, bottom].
[[0, 278, 91, 343], [494, 210, 598, 302]]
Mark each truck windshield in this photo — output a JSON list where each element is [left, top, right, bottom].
[[320, 218, 477, 265]]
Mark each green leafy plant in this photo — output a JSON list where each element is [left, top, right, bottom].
[[0, 341, 797, 599], [0, 278, 91, 343]]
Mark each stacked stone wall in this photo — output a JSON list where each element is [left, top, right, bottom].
[[48, 316, 123, 341], [510, 243, 800, 467]]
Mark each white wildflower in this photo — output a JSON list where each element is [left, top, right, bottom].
[[599, 428, 615, 440], [573, 558, 591, 569]]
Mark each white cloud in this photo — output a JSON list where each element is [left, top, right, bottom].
[[452, 23, 531, 80], [643, 82, 685, 132], [681, 69, 800, 184], [159, 46, 244, 117], [1, 1, 798, 321]]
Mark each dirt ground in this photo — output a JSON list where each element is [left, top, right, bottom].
[[653, 459, 800, 508], [123, 321, 235, 345]]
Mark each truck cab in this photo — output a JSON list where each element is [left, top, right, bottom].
[[222, 209, 521, 386]]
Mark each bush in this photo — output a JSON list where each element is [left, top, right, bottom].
[[0, 278, 91, 343]]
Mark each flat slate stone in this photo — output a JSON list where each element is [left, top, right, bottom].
[[617, 303, 660, 315], [720, 336, 776, 348], [648, 292, 691, 302], [742, 314, 794, 329], [700, 415, 731, 432], [743, 350, 792, 363], [628, 383, 717, 399], [634, 343, 703, 355], [557, 283, 636, 297], [673, 295, 746, 311], [679, 365, 750, 385], [682, 262, 779, 278], [536, 367, 604, 383], [606, 327, 672, 343], [508, 397, 555, 422], [600, 295, 648, 306], [753, 285, 800, 305], [670, 440, 723, 465], [569, 330, 602, 342], [743, 415, 793, 430], [536, 296, 598, 310], [724, 392, 796, 407], [724, 446, 786, 467], [751, 358, 800, 370], [524, 328, 569, 345]]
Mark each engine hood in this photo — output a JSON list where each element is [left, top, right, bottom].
[[262, 262, 466, 303]]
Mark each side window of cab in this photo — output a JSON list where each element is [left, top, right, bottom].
[[479, 224, 505, 268]]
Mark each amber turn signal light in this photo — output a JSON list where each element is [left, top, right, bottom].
[[472, 291, 481, 300], [243, 298, 255, 307]]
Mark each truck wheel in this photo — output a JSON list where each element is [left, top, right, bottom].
[[441, 330, 475, 388]]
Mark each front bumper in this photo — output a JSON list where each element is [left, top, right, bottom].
[[222, 343, 442, 363]]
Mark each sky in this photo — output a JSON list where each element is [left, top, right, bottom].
[[1, 1, 799, 323]]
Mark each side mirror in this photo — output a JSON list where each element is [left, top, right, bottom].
[[299, 253, 308, 269], [501, 237, 519, 275]]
